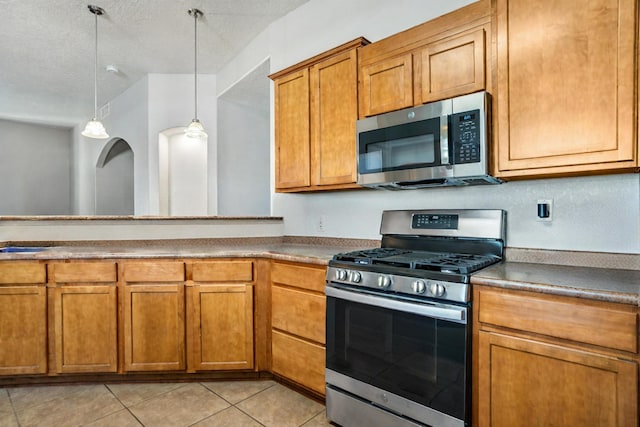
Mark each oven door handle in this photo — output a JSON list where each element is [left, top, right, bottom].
[[325, 285, 467, 323]]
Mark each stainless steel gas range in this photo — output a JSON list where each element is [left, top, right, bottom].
[[325, 209, 506, 427]]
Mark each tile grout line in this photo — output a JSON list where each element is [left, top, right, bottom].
[[5, 389, 21, 427], [103, 384, 146, 427]]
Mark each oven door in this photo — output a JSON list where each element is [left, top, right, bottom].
[[325, 284, 469, 427]]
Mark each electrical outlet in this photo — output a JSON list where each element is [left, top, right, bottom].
[[536, 199, 553, 222]]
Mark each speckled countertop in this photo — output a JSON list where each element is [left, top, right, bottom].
[[472, 262, 640, 306], [1, 238, 638, 306], [0, 237, 378, 266]]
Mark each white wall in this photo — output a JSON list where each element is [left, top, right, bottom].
[[0, 119, 72, 214], [74, 73, 217, 216], [75, 76, 149, 215], [147, 74, 217, 215], [217, 98, 270, 216], [216, 0, 640, 254]]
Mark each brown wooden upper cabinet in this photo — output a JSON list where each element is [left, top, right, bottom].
[[494, 0, 639, 178], [358, 1, 491, 118], [270, 38, 369, 192]]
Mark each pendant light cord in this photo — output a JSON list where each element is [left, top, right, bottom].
[[193, 10, 198, 121], [93, 10, 98, 120]]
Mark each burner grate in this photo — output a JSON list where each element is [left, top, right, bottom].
[[333, 248, 412, 265], [332, 248, 499, 275], [413, 253, 499, 274]]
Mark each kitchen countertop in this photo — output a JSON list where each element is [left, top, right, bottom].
[[472, 262, 640, 306], [0, 239, 376, 266], [1, 239, 638, 306]]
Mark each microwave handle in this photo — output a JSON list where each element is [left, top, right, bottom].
[[440, 115, 450, 165], [325, 285, 467, 324]]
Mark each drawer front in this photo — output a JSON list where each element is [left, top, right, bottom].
[[271, 262, 326, 293], [272, 330, 325, 395], [478, 289, 638, 353], [272, 285, 325, 344], [0, 262, 46, 284], [51, 262, 117, 283], [122, 262, 185, 283], [192, 260, 253, 282]]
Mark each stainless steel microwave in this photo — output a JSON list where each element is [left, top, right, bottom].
[[356, 91, 501, 189]]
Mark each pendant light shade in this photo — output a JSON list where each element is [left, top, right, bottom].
[[82, 5, 109, 139], [185, 8, 207, 139]]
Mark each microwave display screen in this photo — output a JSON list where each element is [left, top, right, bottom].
[[358, 117, 441, 173]]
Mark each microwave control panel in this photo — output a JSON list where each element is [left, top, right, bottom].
[[450, 109, 481, 164]]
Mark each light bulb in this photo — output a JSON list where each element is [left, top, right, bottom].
[[185, 119, 207, 138], [82, 119, 110, 139]]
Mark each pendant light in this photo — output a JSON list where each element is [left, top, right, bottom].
[[82, 5, 109, 139], [185, 8, 207, 139]]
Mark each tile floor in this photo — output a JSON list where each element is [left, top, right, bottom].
[[0, 380, 333, 427]]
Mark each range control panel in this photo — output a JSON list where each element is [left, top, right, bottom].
[[412, 214, 459, 230]]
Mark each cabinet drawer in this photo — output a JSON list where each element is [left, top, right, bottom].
[[272, 285, 325, 344], [192, 261, 253, 282], [0, 262, 46, 284], [478, 289, 638, 353], [51, 262, 117, 283], [122, 262, 185, 282], [271, 262, 325, 293], [272, 330, 325, 395]]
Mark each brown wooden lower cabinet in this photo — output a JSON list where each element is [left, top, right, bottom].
[[474, 285, 639, 427], [270, 261, 327, 395], [0, 262, 47, 375], [0, 285, 48, 375], [477, 331, 637, 427], [49, 261, 118, 373], [271, 329, 325, 394], [121, 261, 186, 372]]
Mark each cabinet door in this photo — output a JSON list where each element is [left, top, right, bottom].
[[420, 27, 485, 103], [477, 331, 638, 427], [495, 0, 637, 176], [0, 262, 47, 375], [360, 53, 414, 117], [188, 284, 254, 371], [310, 49, 358, 186], [0, 286, 47, 375], [50, 261, 118, 373], [274, 69, 311, 189], [123, 283, 185, 371], [51, 285, 118, 373]]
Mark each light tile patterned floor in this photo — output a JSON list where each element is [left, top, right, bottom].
[[0, 380, 332, 427]]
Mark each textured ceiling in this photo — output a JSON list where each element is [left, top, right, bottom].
[[0, 0, 309, 126]]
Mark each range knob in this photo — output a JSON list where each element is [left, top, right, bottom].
[[335, 269, 347, 281], [349, 271, 362, 283], [377, 275, 392, 288], [429, 283, 446, 297], [412, 280, 426, 294]]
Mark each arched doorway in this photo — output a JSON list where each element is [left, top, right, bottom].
[[158, 127, 208, 216], [95, 138, 134, 215]]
